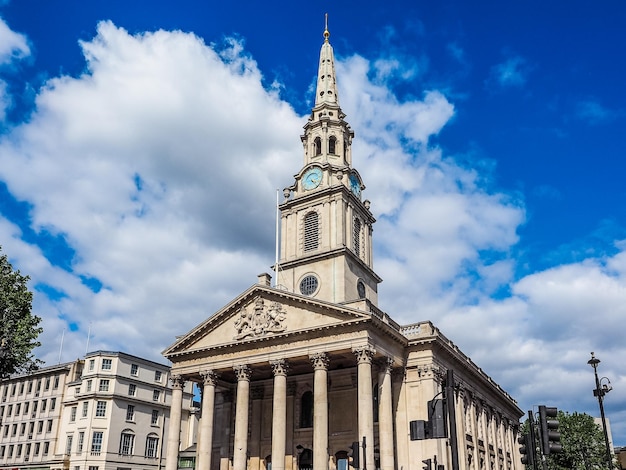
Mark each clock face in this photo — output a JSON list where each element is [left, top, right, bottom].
[[349, 174, 361, 196], [302, 167, 322, 190]]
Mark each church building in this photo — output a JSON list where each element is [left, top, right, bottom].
[[162, 21, 524, 470]]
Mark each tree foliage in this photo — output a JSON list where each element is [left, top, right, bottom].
[[546, 411, 611, 470], [0, 247, 43, 377]]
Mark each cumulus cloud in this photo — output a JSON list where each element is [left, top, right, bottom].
[[487, 55, 531, 89], [575, 98, 617, 125], [0, 18, 625, 442]]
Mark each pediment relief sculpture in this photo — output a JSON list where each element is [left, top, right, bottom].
[[234, 296, 287, 340]]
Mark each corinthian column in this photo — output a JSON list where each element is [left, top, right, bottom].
[[310, 352, 329, 470], [233, 364, 252, 470], [271, 359, 289, 470], [165, 375, 185, 470], [377, 357, 394, 470], [197, 370, 218, 470], [354, 346, 375, 470]]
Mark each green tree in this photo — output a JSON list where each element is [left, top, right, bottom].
[[546, 411, 610, 470], [0, 247, 43, 377]]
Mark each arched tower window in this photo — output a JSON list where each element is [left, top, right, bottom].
[[353, 218, 361, 257], [304, 212, 319, 252], [300, 391, 313, 428], [314, 137, 322, 156], [328, 136, 337, 154]]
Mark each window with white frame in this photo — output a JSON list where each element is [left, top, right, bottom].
[[119, 431, 134, 455], [151, 409, 159, 426], [128, 384, 136, 396], [82, 402, 89, 417], [126, 405, 135, 422], [70, 407, 77, 422], [95, 401, 106, 417], [91, 432, 103, 454], [78, 431, 85, 453], [65, 435, 73, 455], [98, 380, 109, 392], [88, 360, 95, 371], [145, 435, 159, 458], [43, 441, 49, 456], [152, 390, 160, 401], [130, 364, 138, 376], [86, 380, 92, 392], [154, 370, 162, 382], [102, 359, 112, 370]]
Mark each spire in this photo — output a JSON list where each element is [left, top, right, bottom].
[[314, 14, 339, 107]]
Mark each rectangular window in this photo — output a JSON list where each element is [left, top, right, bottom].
[[89, 466, 99, 470], [151, 409, 159, 425], [37, 421, 43, 433], [3, 424, 8, 437], [50, 398, 56, 411], [23, 401, 29, 414], [154, 370, 162, 382], [34, 442, 40, 456], [32, 400, 38, 412], [0, 445, 4, 458], [78, 431, 85, 452], [95, 401, 106, 417], [82, 402, 89, 417], [7, 404, 12, 417], [11, 384, 16, 396], [91, 432, 103, 454], [11, 424, 17, 436], [54, 376, 60, 389], [44, 377, 51, 391], [15, 403, 20, 415], [20, 422, 26, 435], [65, 435, 73, 455], [99, 380, 109, 392], [128, 384, 136, 396], [146, 436, 158, 458], [70, 406, 77, 422], [119, 433, 134, 455], [8, 445, 13, 458], [130, 364, 138, 376], [28, 421, 34, 435], [0, 405, 3, 417], [102, 359, 112, 370], [27, 381, 33, 393], [36, 380, 41, 394], [152, 390, 160, 401], [25, 443, 31, 459], [89, 359, 95, 371], [19, 383, 24, 395], [46, 419, 53, 432], [87, 380, 92, 392], [43, 441, 49, 456], [126, 405, 134, 422], [41, 399, 47, 411], [16, 444, 22, 458]]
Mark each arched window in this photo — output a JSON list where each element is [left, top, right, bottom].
[[353, 218, 361, 257], [300, 391, 313, 428], [145, 433, 159, 458], [328, 136, 337, 154], [304, 212, 319, 252], [119, 429, 135, 455], [314, 137, 322, 156]]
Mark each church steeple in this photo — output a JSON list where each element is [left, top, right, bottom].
[[315, 14, 339, 108], [277, 18, 382, 307]]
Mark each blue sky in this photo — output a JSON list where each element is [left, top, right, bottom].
[[1, 0, 625, 444]]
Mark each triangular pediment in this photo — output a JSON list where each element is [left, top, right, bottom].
[[163, 284, 372, 358]]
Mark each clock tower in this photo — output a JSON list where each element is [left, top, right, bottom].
[[277, 19, 382, 307]]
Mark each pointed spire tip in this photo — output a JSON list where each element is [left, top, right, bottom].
[[324, 13, 330, 41]]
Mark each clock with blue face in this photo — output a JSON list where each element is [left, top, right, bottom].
[[349, 174, 361, 196], [302, 167, 322, 190]]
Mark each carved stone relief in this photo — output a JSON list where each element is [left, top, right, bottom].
[[234, 297, 287, 340]]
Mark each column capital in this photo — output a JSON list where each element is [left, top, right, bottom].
[[353, 345, 376, 364], [233, 364, 252, 382], [309, 352, 329, 370], [200, 369, 218, 386], [170, 374, 185, 389], [270, 358, 290, 376]]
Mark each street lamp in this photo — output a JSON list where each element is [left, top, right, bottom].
[[587, 352, 614, 469]]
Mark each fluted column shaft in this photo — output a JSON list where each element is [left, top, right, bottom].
[[197, 371, 217, 470], [233, 365, 252, 470], [271, 359, 289, 470], [165, 375, 184, 470], [310, 353, 329, 470], [378, 358, 394, 470], [354, 346, 375, 470]]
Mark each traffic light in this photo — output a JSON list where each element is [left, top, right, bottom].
[[538, 405, 562, 455], [422, 458, 432, 470], [518, 432, 535, 466], [349, 441, 360, 469], [427, 399, 448, 438]]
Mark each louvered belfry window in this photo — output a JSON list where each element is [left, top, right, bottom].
[[304, 212, 319, 252], [353, 217, 361, 257]]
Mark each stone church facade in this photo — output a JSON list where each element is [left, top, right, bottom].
[[162, 22, 524, 470]]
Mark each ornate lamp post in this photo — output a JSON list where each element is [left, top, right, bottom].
[[587, 352, 614, 469]]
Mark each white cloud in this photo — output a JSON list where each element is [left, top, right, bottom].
[[488, 55, 530, 89], [1, 19, 625, 442]]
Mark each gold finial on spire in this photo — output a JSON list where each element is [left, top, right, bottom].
[[324, 13, 330, 41]]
